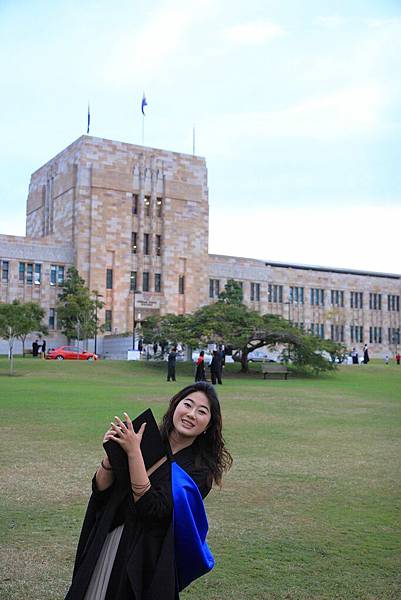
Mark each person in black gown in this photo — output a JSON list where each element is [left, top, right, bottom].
[[64, 382, 232, 600]]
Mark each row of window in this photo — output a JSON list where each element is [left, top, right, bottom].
[[1, 261, 65, 286], [131, 233, 162, 256], [132, 194, 163, 217], [208, 279, 400, 311], [291, 322, 400, 344], [107, 270, 185, 295]]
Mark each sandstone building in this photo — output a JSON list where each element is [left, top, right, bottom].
[[1, 135, 400, 356]]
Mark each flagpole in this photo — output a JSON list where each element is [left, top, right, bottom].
[[193, 124, 195, 155], [142, 114, 145, 145]]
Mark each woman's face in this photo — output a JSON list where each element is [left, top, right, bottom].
[[172, 391, 211, 441]]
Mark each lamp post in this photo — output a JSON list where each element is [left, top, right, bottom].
[[93, 292, 103, 356]]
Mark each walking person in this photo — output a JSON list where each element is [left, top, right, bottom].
[[64, 382, 232, 600], [396, 352, 401, 365], [210, 350, 222, 385], [363, 344, 369, 364], [40, 338, 47, 359], [32, 339, 39, 357], [195, 351, 206, 382], [167, 347, 177, 382]]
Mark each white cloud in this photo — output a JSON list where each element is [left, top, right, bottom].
[[313, 16, 345, 29], [209, 204, 401, 274], [103, 0, 214, 85], [202, 84, 383, 148], [222, 21, 286, 45]]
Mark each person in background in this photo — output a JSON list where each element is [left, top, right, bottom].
[[195, 351, 206, 382], [384, 354, 389, 365], [363, 344, 369, 364], [210, 350, 222, 385], [32, 339, 39, 357], [153, 342, 158, 356], [40, 339, 47, 359], [167, 347, 177, 382], [395, 352, 401, 365]]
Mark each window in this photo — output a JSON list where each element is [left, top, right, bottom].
[[268, 284, 283, 303], [310, 288, 325, 306], [155, 273, 161, 293], [144, 196, 151, 217], [387, 294, 400, 312], [142, 271, 149, 292], [26, 263, 33, 285], [143, 233, 150, 255], [369, 293, 382, 310], [131, 232, 137, 254], [106, 269, 113, 289], [105, 310, 112, 332], [130, 271, 137, 291], [350, 291, 363, 309], [156, 197, 162, 217], [132, 193, 138, 215], [330, 324, 344, 342], [34, 264, 41, 285], [369, 326, 382, 344], [350, 325, 363, 343], [209, 279, 220, 299], [289, 286, 304, 304], [330, 290, 344, 307], [19, 262, 25, 283], [49, 308, 56, 330], [50, 264, 64, 286], [310, 323, 325, 338], [388, 328, 400, 345], [250, 282, 261, 302], [1, 260, 9, 283], [155, 235, 161, 256], [179, 275, 185, 294]]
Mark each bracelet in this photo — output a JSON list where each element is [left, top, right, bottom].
[[131, 482, 151, 497], [101, 459, 112, 471]]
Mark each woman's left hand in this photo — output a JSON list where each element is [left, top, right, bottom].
[[109, 412, 146, 458]]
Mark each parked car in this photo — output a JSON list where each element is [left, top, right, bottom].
[[47, 345, 98, 360], [247, 350, 275, 363]]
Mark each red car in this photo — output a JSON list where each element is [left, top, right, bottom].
[[47, 345, 98, 361]]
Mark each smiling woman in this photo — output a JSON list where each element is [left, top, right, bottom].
[[64, 381, 232, 600]]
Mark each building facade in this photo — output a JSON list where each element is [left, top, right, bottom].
[[1, 135, 400, 356]]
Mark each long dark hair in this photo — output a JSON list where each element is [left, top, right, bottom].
[[159, 382, 233, 486]]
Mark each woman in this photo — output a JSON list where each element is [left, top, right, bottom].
[[65, 382, 232, 600], [195, 350, 206, 382]]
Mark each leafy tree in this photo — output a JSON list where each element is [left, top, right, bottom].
[[0, 300, 46, 375], [57, 267, 104, 343], [142, 279, 344, 374], [16, 302, 47, 357], [218, 279, 243, 304]]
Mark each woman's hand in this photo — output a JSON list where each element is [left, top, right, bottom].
[[108, 412, 146, 458]]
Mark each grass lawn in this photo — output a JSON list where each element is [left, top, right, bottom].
[[0, 357, 400, 599]]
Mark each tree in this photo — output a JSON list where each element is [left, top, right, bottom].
[[0, 300, 45, 375], [57, 267, 104, 343], [218, 279, 243, 304], [142, 280, 344, 374], [16, 302, 47, 357]]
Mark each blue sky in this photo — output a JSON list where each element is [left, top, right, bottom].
[[1, 0, 400, 273]]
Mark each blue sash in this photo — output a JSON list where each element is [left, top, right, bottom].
[[171, 462, 215, 590]]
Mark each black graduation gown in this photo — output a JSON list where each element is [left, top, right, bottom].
[[64, 446, 211, 600]]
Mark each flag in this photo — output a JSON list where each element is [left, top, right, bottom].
[[141, 93, 147, 115], [87, 103, 90, 134]]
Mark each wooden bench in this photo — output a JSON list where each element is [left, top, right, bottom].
[[261, 363, 289, 380]]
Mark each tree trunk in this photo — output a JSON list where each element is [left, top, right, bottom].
[[240, 349, 249, 373]]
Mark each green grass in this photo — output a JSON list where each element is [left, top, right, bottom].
[[0, 358, 400, 599]]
